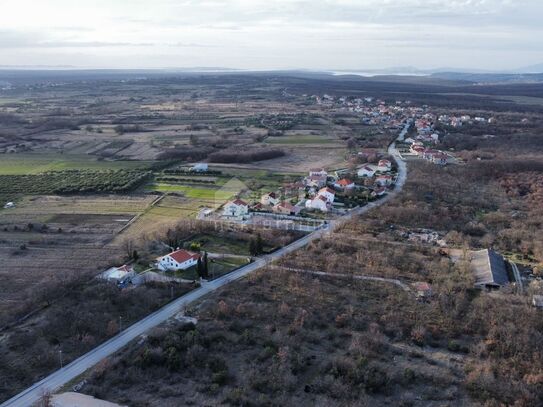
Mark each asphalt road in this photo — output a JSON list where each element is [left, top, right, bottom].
[[2, 124, 409, 407]]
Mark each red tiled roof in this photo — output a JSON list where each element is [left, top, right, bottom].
[[319, 187, 335, 195], [413, 282, 432, 291], [337, 179, 353, 186], [278, 201, 295, 210], [169, 249, 200, 264], [231, 199, 248, 206]]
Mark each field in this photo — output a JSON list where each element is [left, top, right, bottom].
[[0, 153, 154, 175]]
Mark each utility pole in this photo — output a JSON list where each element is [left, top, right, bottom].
[[119, 316, 123, 333], [170, 285, 174, 299], [59, 349, 63, 368]]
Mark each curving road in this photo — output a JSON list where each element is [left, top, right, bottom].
[[1, 123, 409, 407]]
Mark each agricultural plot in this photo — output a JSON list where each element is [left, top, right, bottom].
[[0, 153, 155, 175], [0, 170, 151, 203], [114, 195, 206, 243]]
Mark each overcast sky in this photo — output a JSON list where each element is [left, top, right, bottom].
[[0, 0, 542, 71]]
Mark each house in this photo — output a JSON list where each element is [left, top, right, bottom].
[[100, 264, 135, 282], [273, 201, 301, 216], [532, 295, 543, 308], [317, 187, 335, 203], [422, 148, 439, 161], [334, 179, 355, 190], [371, 187, 387, 197], [410, 145, 425, 155], [3, 202, 15, 209], [412, 282, 433, 299], [261, 192, 279, 206], [305, 195, 331, 212], [252, 202, 265, 211], [357, 166, 376, 178], [377, 159, 392, 172], [305, 174, 327, 188], [470, 249, 510, 289], [309, 168, 327, 177], [375, 175, 393, 187], [158, 249, 200, 271], [191, 163, 208, 172], [223, 199, 249, 218], [431, 152, 448, 165]]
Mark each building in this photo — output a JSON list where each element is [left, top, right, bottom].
[[371, 187, 387, 197], [158, 249, 200, 271], [375, 175, 393, 187], [410, 145, 425, 155], [317, 187, 335, 203], [532, 295, 543, 308], [305, 174, 327, 188], [100, 264, 135, 282], [191, 163, 208, 172], [412, 282, 433, 300], [470, 249, 510, 289], [273, 201, 301, 216], [261, 192, 279, 206], [223, 199, 249, 218], [309, 168, 327, 177], [377, 159, 392, 172], [357, 166, 376, 178], [334, 179, 355, 190], [305, 195, 330, 212], [431, 152, 448, 165]]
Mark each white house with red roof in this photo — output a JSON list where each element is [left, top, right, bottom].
[[357, 165, 376, 178], [377, 159, 392, 172], [334, 178, 355, 190], [305, 195, 331, 212], [375, 175, 393, 187], [273, 201, 301, 215], [317, 187, 335, 203], [261, 192, 279, 206], [158, 249, 200, 271], [430, 152, 448, 165], [371, 187, 387, 197], [410, 145, 425, 155], [305, 174, 327, 188], [309, 168, 327, 177], [223, 199, 249, 218]]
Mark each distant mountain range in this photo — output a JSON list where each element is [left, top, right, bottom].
[[330, 63, 543, 76]]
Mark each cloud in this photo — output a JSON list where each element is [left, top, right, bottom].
[[0, 0, 541, 70]]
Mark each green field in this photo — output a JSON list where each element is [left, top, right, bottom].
[[146, 183, 237, 200], [0, 153, 155, 175]]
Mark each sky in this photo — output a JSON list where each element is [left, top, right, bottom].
[[0, 0, 542, 71]]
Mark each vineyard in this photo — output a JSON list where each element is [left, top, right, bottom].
[[0, 169, 151, 199]]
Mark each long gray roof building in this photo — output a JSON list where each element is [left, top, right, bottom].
[[470, 249, 510, 289]]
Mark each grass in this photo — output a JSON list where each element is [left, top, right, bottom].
[[187, 234, 251, 256], [146, 183, 237, 200], [0, 153, 155, 175]]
